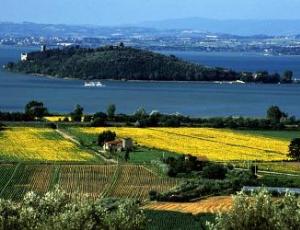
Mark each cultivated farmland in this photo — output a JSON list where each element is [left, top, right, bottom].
[[107, 164, 178, 199], [144, 196, 232, 215], [72, 127, 291, 161], [0, 163, 178, 201], [0, 127, 97, 161]]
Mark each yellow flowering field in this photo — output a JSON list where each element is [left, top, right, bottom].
[[78, 127, 289, 161], [0, 127, 96, 161], [44, 116, 70, 122]]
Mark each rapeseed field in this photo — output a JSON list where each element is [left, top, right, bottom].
[[79, 127, 289, 161], [0, 127, 96, 161]]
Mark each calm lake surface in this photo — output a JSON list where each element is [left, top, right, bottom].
[[0, 46, 300, 117]]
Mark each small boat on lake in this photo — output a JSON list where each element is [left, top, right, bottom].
[[84, 81, 105, 87]]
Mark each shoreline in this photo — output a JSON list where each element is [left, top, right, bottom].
[[3, 68, 298, 85], [26, 73, 299, 85]]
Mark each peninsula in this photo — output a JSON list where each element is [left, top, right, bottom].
[[5, 44, 293, 83]]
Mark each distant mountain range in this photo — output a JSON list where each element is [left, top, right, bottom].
[[0, 22, 157, 37], [139, 18, 300, 36], [1, 18, 300, 37]]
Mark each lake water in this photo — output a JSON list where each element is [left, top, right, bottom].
[[0, 46, 300, 117]]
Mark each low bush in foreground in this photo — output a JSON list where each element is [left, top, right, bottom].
[[0, 187, 145, 230], [208, 189, 300, 230]]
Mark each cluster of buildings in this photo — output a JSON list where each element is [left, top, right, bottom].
[[2, 31, 300, 56]]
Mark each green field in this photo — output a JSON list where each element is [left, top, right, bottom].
[[259, 172, 300, 188], [145, 210, 215, 230]]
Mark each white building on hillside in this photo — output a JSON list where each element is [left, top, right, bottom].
[[21, 53, 28, 61]]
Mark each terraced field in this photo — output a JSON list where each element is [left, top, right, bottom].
[[144, 196, 232, 215], [0, 163, 178, 201], [0, 127, 97, 161], [71, 127, 290, 161]]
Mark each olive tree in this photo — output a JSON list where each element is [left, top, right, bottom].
[[208, 189, 300, 230], [0, 187, 146, 230]]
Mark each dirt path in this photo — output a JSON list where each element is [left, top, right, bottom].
[[56, 128, 117, 164], [56, 129, 81, 145]]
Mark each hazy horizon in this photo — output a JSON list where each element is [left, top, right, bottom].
[[1, 0, 300, 26]]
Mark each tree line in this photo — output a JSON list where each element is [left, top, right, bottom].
[[1, 101, 300, 131]]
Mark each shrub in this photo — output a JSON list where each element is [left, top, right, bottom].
[[63, 117, 69, 122], [164, 117, 181, 127], [46, 122, 57, 129], [226, 170, 257, 191], [149, 190, 158, 201], [202, 164, 228, 180], [91, 117, 106, 127], [163, 155, 205, 176]]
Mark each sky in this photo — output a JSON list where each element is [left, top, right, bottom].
[[1, 0, 300, 25]]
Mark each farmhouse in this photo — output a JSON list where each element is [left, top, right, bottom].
[[103, 138, 133, 152]]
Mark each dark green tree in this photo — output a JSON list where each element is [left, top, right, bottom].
[[98, 130, 116, 146], [267, 106, 287, 123], [71, 104, 84, 122], [93, 112, 107, 120], [281, 70, 293, 83], [83, 115, 92, 122], [107, 104, 116, 119], [91, 117, 106, 127], [202, 164, 228, 180], [134, 107, 147, 120], [124, 149, 130, 162], [25, 101, 48, 119], [288, 138, 300, 161]]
